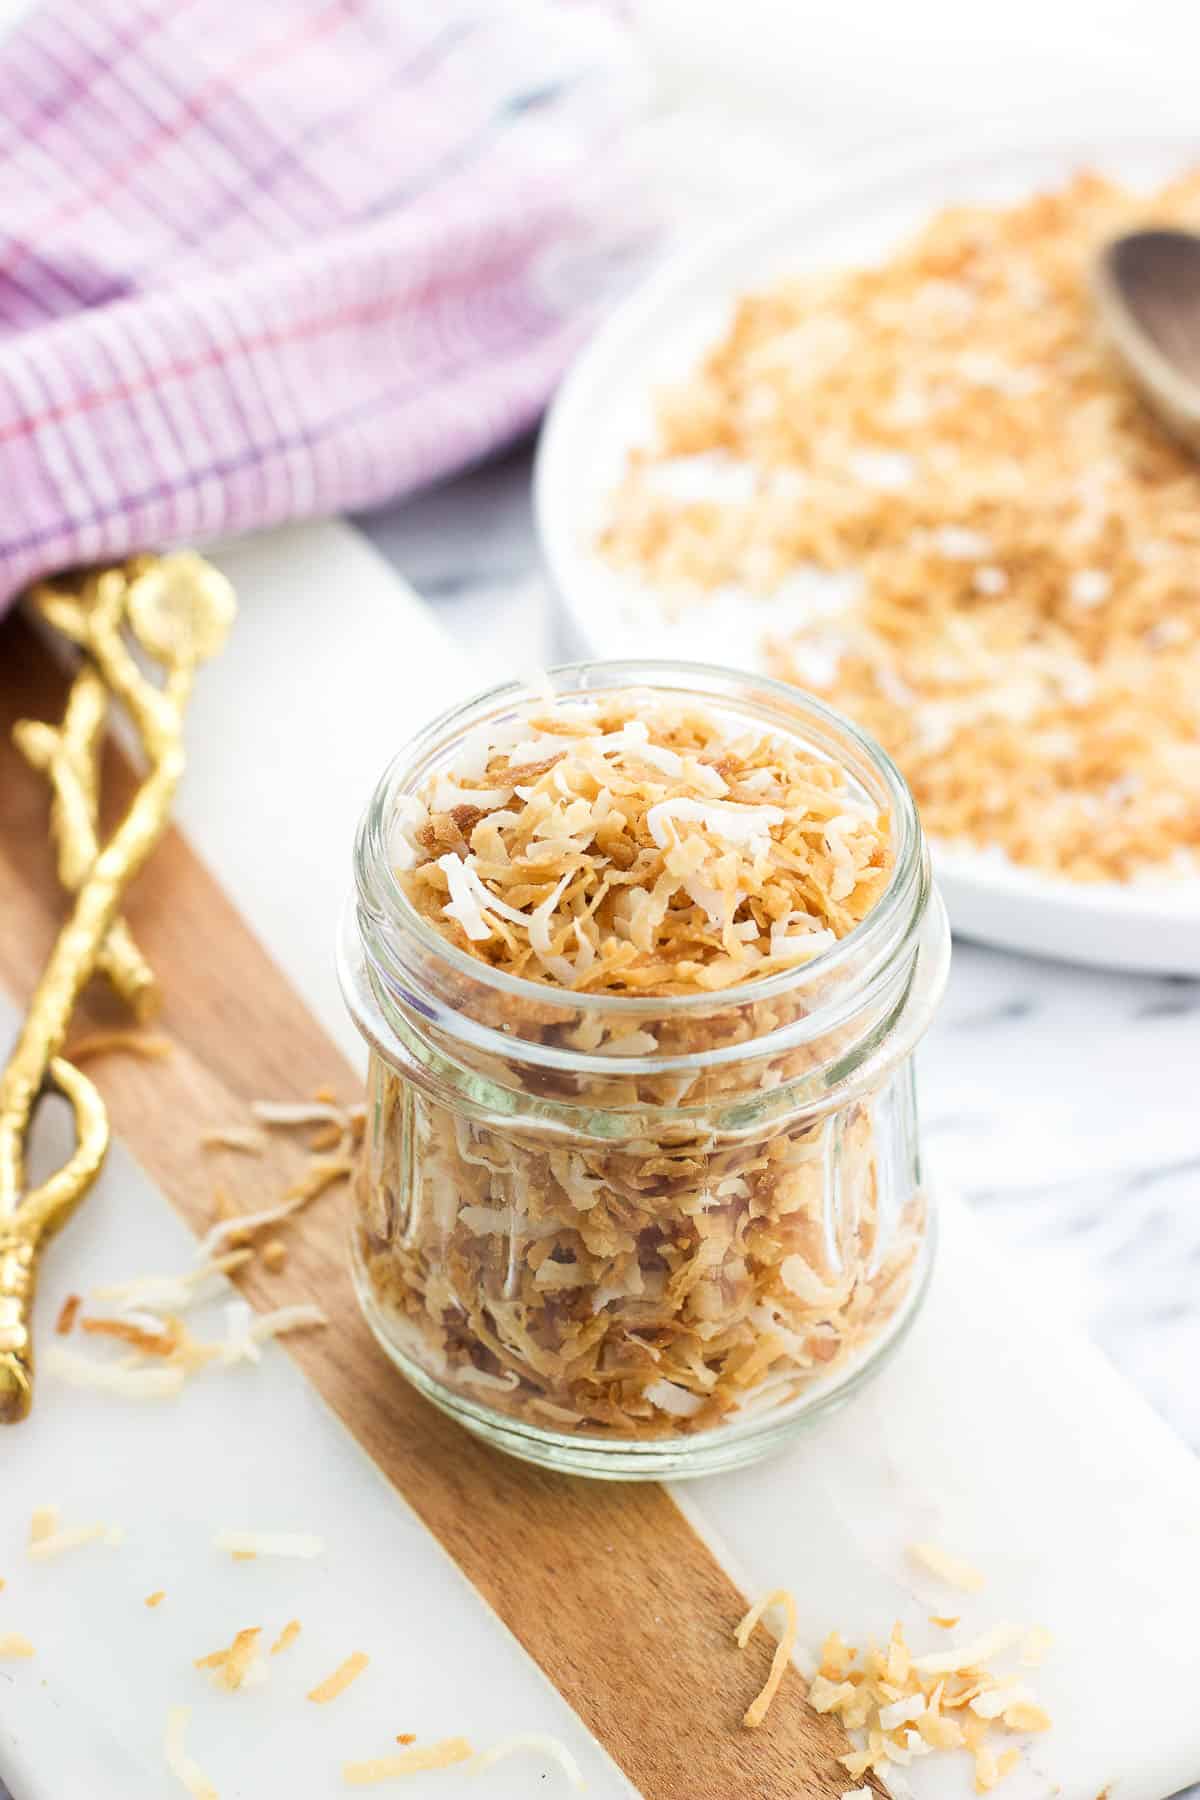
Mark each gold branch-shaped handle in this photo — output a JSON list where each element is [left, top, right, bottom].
[[0, 552, 234, 1422]]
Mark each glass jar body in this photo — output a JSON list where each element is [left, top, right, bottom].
[[341, 661, 949, 1478]]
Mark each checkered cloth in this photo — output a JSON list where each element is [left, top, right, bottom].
[[0, 0, 648, 608]]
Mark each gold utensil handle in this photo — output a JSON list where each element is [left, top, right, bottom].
[[0, 553, 234, 1421]]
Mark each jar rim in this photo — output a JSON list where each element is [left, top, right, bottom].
[[354, 657, 926, 1019]]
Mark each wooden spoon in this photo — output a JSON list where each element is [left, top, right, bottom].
[[1093, 227, 1200, 452]]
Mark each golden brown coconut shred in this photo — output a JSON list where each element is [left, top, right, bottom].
[[597, 169, 1200, 884], [397, 693, 892, 993], [355, 694, 922, 1445]]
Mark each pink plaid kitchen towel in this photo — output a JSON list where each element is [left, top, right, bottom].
[[0, 0, 649, 609]]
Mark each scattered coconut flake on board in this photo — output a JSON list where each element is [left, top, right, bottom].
[[270, 1619, 301, 1655], [146, 1591, 166, 1608], [466, 1734, 585, 1789], [90, 1250, 253, 1314], [54, 1294, 81, 1335], [45, 1346, 187, 1399], [214, 1531, 324, 1560], [908, 1540, 986, 1593], [29, 1505, 59, 1545], [251, 1099, 347, 1127], [343, 1739, 473, 1785], [308, 1650, 369, 1704], [0, 1635, 34, 1659], [27, 1522, 115, 1561], [201, 1126, 266, 1155], [219, 1303, 327, 1365], [804, 1611, 1051, 1789], [911, 1623, 1024, 1676], [165, 1705, 218, 1800], [735, 1588, 798, 1728], [196, 1625, 262, 1693], [197, 1162, 351, 1258]]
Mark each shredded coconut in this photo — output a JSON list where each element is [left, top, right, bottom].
[[214, 1531, 323, 1559], [735, 1588, 799, 1728], [46, 1345, 187, 1399], [908, 1540, 986, 1593], [804, 1613, 1051, 1790], [165, 1706, 218, 1800], [598, 168, 1200, 884], [467, 1734, 585, 1788], [251, 1099, 347, 1128], [307, 1650, 369, 1704], [27, 1522, 114, 1561], [357, 687, 922, 1443], [343, 1740, 473, 1785]]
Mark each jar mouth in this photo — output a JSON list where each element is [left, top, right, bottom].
[[355, 657, 926, 1021]]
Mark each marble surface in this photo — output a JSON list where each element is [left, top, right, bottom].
[[8, 513, 1200, 1800], [356, 449, 1200, 1462]]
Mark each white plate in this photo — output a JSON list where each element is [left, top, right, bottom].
[[535, 131, 1200, 974]]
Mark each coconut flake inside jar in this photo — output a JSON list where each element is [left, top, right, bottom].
[[341, 664, 950, 1478]]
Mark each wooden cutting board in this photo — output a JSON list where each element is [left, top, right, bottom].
[[0, 608, 878, 1800]]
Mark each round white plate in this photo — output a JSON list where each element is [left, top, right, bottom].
[[535, 131, 1200, 975]]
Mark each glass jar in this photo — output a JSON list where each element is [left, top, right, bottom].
[[339, 661, 950, 1479]]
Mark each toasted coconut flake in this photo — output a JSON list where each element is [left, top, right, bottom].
[[262, 1239, 288, 1272], [366, 688, 917, 1444], [146, 1591, 166, 1608], [29, 1505, 59, 1545], [343, 1739, 472, 1785], [808, 1604, 1049, 1786], [214, 1531, 324, 1560], [28, 1523, 112, 1561], [466, 1734, 584, 1789], [82, 1316, 179, 1356], [198, 1164, 351, 1259], [252, 1099, 346, 1128], [270, 1619, 301, 1655], [309, 1120, 344, 1153], [1003, 1701, 1051, 1733], [395, 1734, 416, 1745], [735, 1588, 798, 1729], [879, 1691, 926, 1730], [201, 1126, 266, 1155], [0, 1634, 34, 1658], [1019, 1626, 1053, 1668], [599, 169, 1200, 887], [308, 1650, 369, 1704], [909, 1541, 986, 1593], [64, 1030, 172, 1063], [930, 1615, 960, 1630], [165, 1706, 217, 1800], [912, 1625, 1023, 1677], [90, 1250, 253, 1314], [197, 1626, 262, 1693], [55, 1294, 81, 1335], [45, 1344, 187, 1398], [221, 1305, 328, 1364]]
